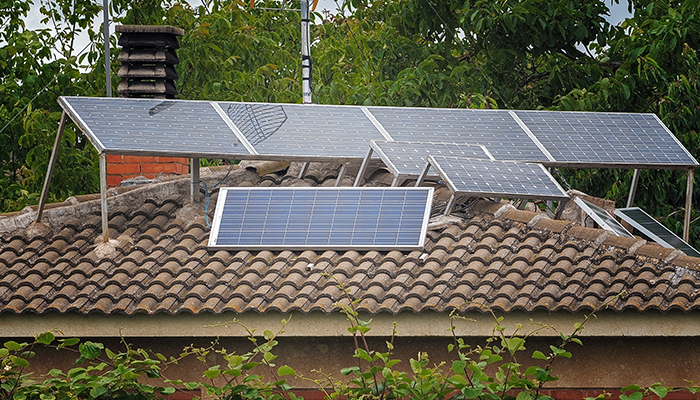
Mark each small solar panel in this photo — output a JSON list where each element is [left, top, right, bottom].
[[615, 207, 700, 257], [220, 102, 387, 160], [516, 110, 699, 168], [574, 197, 634, 238], [59, 96, 254, 158], [371, 140, 494, 180], [426, 156, 569, 201], [367, 107, 550, 162], [209, 187, 434, 250]]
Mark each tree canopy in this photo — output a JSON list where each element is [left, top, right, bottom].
[[1, 0, 699, 246]]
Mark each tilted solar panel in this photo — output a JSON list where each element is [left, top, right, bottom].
[[615, 207, 700, 257], [367, 107, 550, 162], [574, 197, 634, 238], [59, 96, 255, 158], [515, 110, 698, 168], [370, 140, 494, 180], [208, 187, 434, 250], [425, 156, 569, 201], [219, 102, 388, 160]]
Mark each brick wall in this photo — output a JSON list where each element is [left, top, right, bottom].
[[106, 155, 189, 187]]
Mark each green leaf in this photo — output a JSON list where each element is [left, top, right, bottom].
[[79, 341, 103, 360], [278, 366, 295, 376], [620, 392, 643, 400], [507, 337, 525, 354], [532, 351, 548, 360], [263, 330, 275, 340], [161, 387, 176, 395], [341, 366, 359, 376], [89, 386, 107, 398], [36, 332, 55, 345], [649, 386, 669, 399], [516, 391, 531, 400], [4, 341, 21, 351]]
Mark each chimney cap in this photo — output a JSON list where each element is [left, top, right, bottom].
[[115, 25, 185, 36]]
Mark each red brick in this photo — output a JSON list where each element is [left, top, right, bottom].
[[124, 155, 157, 163], [106, 175, 122, 187], [107, 163, 140, 174], [141, 163, 181, 174], [105, 155, 122, 163], [547, 389, 587, 400], [157, 157, 189, 164]]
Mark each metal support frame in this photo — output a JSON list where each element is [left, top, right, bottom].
[[415, 161, 431, 187], [298, 162, 310, 179], [100, 153, 109, 243], [334, 163, 347, 187], [390, 176, 400, 187], [191, 158, 200, 202], [627, 169, 640, 208], [36, 111, 68, 223], [443, 195, 456, 216], [353, 148, 373, 187], [546, 166, 554, 216], [685, 170, 694, 241], [301, 0, 312, 104]]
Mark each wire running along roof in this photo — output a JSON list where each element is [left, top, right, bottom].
[[615, 207, 700, 257], [208, 187, 433, 251], [58, 96, 698, 170], [424, 156, 569, 201]]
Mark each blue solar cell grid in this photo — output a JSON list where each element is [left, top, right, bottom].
[[428, 156, 569, 200], [60, 97, 250, 157], [209, 187, 434, 250], [615, 207, 700, 257], [220, 102, 387, 159], [515, 110, 698, 167], [367, 107, 549, 162]]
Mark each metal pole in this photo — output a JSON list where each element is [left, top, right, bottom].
[[301, 0, 312, 104], [36, 111, 68, 223], [353, 148, 373, 187], [627, 169, 640, 208], [104, 0, 111, 97], [100, 153, 109, 243], [684, 169, 694, 242], [191, 158, 200, 203]]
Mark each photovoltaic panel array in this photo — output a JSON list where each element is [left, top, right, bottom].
[[219, 102, 387, 159], [370, 140, 494, 179], [367, 107, 550, 162], [573, 197, 634, 238], [426, 156, 569, 201], [515, 110, 698, 168], [615, 207, 700, 257], [208, 187, 434, 250], [59, 96, 254, 158]]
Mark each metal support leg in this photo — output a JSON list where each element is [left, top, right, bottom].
[[100, 153, 109, 243], [334, 163, 347, 187], [684, 169, 694, 242], [627, 169, 640, 208], [443, 194, 456, 216], [298, 162, 309, 179], [36, 111, 67, 223], [415, 161, 432, 187], [353, 148, 373, 187], [390, 176, 400, 187], [191, 157, 200, 203], [546, 167, 554, 217]]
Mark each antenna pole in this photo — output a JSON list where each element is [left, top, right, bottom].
[[301, 0, 312, 103], [104, 0, 111, 97]]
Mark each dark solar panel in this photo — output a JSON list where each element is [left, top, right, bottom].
[[427, 156, 569, 200], [220, 102, 387, 159], [367, 107, 550, 162], [574, 197, 634, 238], [60, 96, 252, 157], [371, 140, 493, 179], [615, 207, 700, 257], [208, 187, 434, 250], [515, 110, 698, 167]]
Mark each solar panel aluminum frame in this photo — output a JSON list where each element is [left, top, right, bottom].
[[614, 207, 700, 257], [208, 187, 434, 251], [424, 155, 570, 201], [370, 140, 495, 182], [573, 197, 634, 238]]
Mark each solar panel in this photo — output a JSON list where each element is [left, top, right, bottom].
[[367, 107, 550, 162], [220, 102, 388, 160], [515, 110, 699, 168], [371, 140, 494, 180], [208, 187, 434, 250], [573, 197, 634, 238], [615, 207, 700, 257], [59, 96, 256, 158], [424, 156, 569, 201]]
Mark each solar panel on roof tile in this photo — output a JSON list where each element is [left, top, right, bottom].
[[208, 187, 434, 251], [615, 207, 700, 257]]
